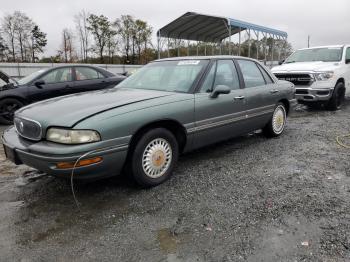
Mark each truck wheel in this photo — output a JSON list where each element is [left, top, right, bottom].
[[326, 82, 345, 111], [0, 98, 23, 125], [263, 103, 287, 137], [130, 128, 179, 188]]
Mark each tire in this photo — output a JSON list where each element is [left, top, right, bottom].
[[326, 82, 345, 111], [0, 98, 23, 125], [130, 128, 179, 188], [263, 103, 287, 137]]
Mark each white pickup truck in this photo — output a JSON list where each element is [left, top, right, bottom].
[[272, 45, 350, 110]]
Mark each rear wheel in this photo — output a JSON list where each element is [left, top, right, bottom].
[[0, 98, 23, 124], [130, 128, 179, 188], [326, 82, 345, 111], [263, 103, 287, 137]]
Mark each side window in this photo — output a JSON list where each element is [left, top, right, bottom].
[[213, 60, 240, 90], [200, 62, 216, 92], [346, 48, 350, 60], [75, 67, 101, 81], [40, 68, 72, 84], [237, 60, 266, 88], [257, 64, 274, 84]]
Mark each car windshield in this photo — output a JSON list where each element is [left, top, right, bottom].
[[285, 47, 343, 63], [17, 69, 46, 85], [118, 60, 209, 93]]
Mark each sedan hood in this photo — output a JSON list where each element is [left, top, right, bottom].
[[272, 61, 341, 73], [16, 88, 174, 128]]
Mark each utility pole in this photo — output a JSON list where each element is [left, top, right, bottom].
[[308, 35, 310, 48]]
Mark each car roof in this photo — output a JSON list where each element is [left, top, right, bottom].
[[298, 45, 346, 51], [154, 55, 259, 62]]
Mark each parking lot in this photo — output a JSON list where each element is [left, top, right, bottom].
[[0, 100, 349, 261]]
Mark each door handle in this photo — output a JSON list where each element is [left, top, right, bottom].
[[234, 96, 245, 100], [270, 89, 279, 94]]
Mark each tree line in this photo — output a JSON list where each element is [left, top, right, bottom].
[[0, 10, 154, 64], [0, 10, 293, 64]]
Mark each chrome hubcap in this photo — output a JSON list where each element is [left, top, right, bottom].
[[142, 138, 172, 178], [272, 105, 286, 134]]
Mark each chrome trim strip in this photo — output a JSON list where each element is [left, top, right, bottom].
[[14, 116, 43, 141], [187, 107, 274, 134], [16, 144, 129, 161]]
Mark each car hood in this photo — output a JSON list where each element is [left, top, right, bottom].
[[271, 61, 341, 73], [0, 70, 18, 91], [16, 88, 175, 128]]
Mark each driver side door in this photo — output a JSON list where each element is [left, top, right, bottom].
[[27, 67, 74, 102], [193, 59, 249, 148]]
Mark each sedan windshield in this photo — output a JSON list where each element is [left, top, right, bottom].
[[285, 47, 343, 63], [118, 60, 209, 93], [17, 69, 46, 85]]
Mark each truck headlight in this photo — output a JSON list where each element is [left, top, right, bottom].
[[314, 71, 334, 81], [46, 128, 101, 144]]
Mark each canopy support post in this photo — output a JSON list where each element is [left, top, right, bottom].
[[238, 27, 241, 56], [248, 29, 251, 58], [228, 25, 232, 55], [167, 38, 170, 58], [204, 44, 207, 56], [271, 35, 274, 67], [157, 31, 161, 59], [256, 31, 259, 60]]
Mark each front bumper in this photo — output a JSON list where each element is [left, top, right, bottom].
[[2, 127, 130, 179], [295, 87, 333, 102]]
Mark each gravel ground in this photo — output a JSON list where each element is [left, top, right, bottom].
[[0, 100, 350, 262]]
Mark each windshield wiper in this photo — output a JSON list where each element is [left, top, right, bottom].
[[284, 61, 296, 64]]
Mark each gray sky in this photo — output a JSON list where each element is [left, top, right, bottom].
[[1, 0, 350, 56]]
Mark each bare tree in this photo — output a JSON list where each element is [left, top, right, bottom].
[[114, 15, 135, 64], [12, 11, 34, 62], [60, 28, 75, 62], [1, 13, 17, 61], [74, 10, 90, 62]]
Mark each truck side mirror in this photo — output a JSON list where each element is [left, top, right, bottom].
[[278, 59, 285, 65]]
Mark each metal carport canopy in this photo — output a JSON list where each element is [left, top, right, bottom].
[[157, 12, 288, 43]]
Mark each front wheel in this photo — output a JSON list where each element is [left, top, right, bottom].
[[263, 103, 287, 137], [0, 98, 23, 125], [130, 128, 179, 188], [326, 82, 345, 111]]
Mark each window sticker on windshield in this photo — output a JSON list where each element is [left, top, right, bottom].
[[328, 47, 341, 50], [177, 60, 200, 65]]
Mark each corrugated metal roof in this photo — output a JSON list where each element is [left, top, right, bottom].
[[158, 12, 287, 43]]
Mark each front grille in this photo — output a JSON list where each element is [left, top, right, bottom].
[[295, 89, 308, 95], [274, 73, 314, 86], [14, 117, 42, 141]]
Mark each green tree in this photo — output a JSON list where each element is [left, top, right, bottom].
[[30, 25, 47, 62], [87, 14, 113, 63]]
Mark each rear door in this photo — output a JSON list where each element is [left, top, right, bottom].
[[193, 59, 249, 148], [236, 59, 277, 129], [26, 67, 74, 102], [72, 66, 110, 93]]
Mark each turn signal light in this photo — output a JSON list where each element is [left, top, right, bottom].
[[56, 157, 103, 169]]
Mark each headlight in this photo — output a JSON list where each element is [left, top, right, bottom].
[[314, 71, 334, 81], [46, 128, 101, 144]]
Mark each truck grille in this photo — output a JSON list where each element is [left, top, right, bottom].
[[274, 73, 314, 86], [14, 117, 42, 141]]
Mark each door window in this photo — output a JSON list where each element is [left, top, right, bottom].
[[213, 60, 240, 90], [237, 60, 266, 88], [40, 68, 73, 84], [75, 67, 103, 80], [346, 48, 350, 60]]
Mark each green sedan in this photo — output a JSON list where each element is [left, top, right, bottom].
[[2, 56, 296, 187]]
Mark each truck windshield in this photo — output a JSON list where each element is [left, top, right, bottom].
[[285, 47, 343, 63], [118, 60, 209, 93]]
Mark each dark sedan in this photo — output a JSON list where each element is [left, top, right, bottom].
[[0, 65, 126, 124]]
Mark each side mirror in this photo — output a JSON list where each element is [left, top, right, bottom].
[[346, 59, 350, 64], [278, 59, 285, 65], [210, 85, 231, 98], [34, 80, 45, 88]]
